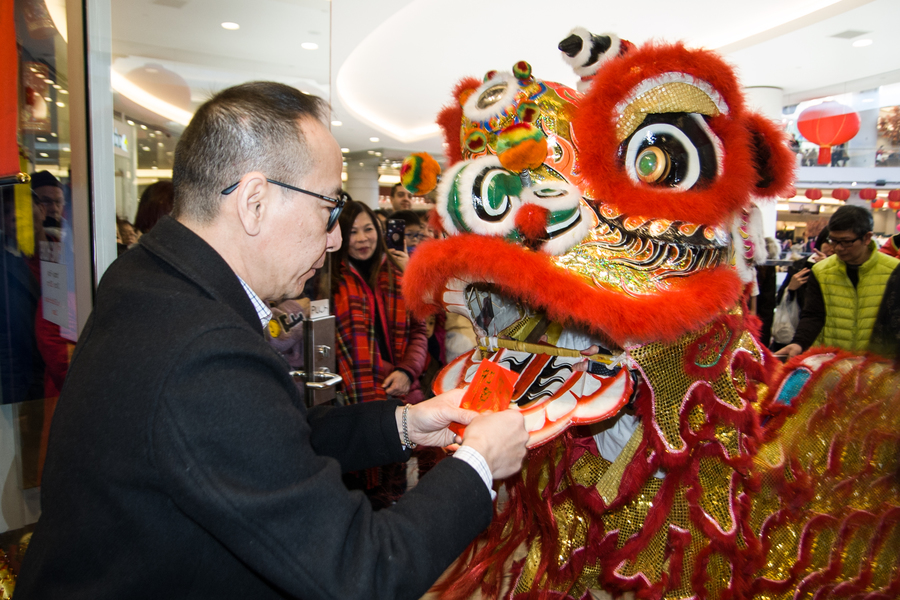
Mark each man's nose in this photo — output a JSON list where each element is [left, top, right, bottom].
[[327, 225, 343, 252]]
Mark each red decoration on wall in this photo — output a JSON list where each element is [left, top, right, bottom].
[[796, 102, 860, 166], [889, 189, 900, 203], [831, 188, 850, 201], [1, 0, 19, 178], [858, 188, 877, 201], [804, 188, 823, 200]]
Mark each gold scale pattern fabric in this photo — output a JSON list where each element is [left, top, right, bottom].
[[503, 319, 900, 599]]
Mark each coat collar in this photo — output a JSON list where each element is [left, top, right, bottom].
[[139, 216, 263, 333]]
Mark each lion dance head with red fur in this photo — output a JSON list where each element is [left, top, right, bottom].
[[402, 28, 900, 600]]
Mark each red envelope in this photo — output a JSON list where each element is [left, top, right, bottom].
[[449, 359, 518, 437]]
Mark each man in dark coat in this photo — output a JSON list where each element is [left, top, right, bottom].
[[15, 82, 529, 599]]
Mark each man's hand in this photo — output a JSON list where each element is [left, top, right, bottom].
[[383, 370, 411, 396], [774, 343, 803, 359], [396, 389, 479, 448], [460, 410, 528, 480], [388, 249, 409, 272], [787, 268, 810, 291]]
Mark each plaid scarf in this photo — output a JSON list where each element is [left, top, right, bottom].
[[333, 258, 411, 403]]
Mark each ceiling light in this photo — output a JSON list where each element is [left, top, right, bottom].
[[852, 39, 873, 47], [36, 137, 47, 142], [126, 120, 135, 125], [149, 133, 155, 138], [331, 120, 342, 126], [111, 71, 194, 126], [301, 42, 318, 50], [341, 148, 349, 153], [369, 137, 379, 142], [62, 147, 70, 152], [43, 79, 53, 84], [52, 84, 61, 89], [221, 22, 240, 30], [44, 96, 52, 102], [50, 133, 57, 137], [39, 152, 49, 158], [367, 150, 375, 155], [55, 101, 65, 107], [58, 89, 68, 95]]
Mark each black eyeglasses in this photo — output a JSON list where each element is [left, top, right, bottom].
[[827, 236, 862, 248], [221, 178, 347, 232]]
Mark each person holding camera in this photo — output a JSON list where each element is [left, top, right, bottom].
[[331, 200, 428, 506]]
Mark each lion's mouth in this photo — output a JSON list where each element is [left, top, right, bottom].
[[443, 278, 619, 365]]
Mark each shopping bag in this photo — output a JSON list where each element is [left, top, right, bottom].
[[772, 293, 800, 344]]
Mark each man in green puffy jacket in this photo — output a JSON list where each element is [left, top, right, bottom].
[[776, 205, 899, 358]]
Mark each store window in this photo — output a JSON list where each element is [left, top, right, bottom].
[[1, 0, 93, 547], [784, 82, 900, 168]]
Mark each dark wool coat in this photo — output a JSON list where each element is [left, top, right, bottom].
[[15, 217, 492, 599]]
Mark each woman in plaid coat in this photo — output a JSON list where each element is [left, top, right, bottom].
[[331, 200, 428, 405]]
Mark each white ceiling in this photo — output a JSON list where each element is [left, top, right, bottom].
[[110, 0, 900, 158]]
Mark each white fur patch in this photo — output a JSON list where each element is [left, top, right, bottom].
[[435, 160, 471, 236], [463, 72, 520, 124]]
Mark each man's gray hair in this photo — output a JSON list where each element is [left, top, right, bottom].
[[172, 81, 328, 224]]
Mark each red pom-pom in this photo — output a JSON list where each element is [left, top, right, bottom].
[[515, 204, 550, 240]]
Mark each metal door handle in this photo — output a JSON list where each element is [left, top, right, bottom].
[[290, 370, 343, 390]]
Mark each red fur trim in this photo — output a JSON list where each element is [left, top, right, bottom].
[[426, 208, 447, 238], [573, 42, 775, 227], [437, 76, 481, 167], [403, 234, 742, 346], [515, 204, 550, 240], [743, 112, 796, 197], [666, 526, 692, 590]]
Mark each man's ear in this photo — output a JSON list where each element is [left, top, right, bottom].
[[232, 172, 269, 236]]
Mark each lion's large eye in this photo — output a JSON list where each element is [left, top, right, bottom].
[[619, 113, 719, 191]]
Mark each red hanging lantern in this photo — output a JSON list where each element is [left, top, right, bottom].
[[889, 189, 900, 203], [831, 188, 851, 201], [796, 102, 860, 166], [858, 188, 877, 201], [872, 199, 885, 209], [890, 201, 900, 211], [805, 188, 822, 200]]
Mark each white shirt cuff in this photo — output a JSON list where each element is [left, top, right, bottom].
[[452, 445, 496, 501]]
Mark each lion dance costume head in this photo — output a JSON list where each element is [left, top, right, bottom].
[[402, 27, 900, 600]]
